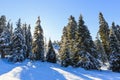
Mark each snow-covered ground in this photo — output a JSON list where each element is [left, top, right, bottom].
[[0, 59, 120, 80]]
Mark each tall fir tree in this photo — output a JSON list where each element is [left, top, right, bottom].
[[94, 33, 108, 64], [61, 48, 71, 67], [74, 15, 100, 69], [99, 12, 110, 57], [22, 23, 27, 41], [46, 39, 56, 63], [26, 25, 32, 58], [111, 22, 120, 42], [32, 17, 44, 61], [22, 23, 28, 58], [0, 15, 6, 35], [59, 26, 71, 67], [0, 15, 7, 58], [76, 15, 98, 58], [116, 25, 120, 41], [9, 19, 27, 62], [67, 15, 77, 55], [0, 25, 11, 58], [109, 26, 120, 72]]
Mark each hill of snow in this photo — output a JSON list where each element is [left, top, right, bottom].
[[0, 59, 120, 80]]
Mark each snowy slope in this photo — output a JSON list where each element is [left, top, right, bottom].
[[0, 59, 120, 80]]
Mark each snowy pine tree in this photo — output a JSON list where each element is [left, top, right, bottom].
[[60, 15, 77, 66], [99, 12, 110, 57], [22, 23, 27, 41], [46, 39, 56, 63], [9, 19, 27, 62], [74, 15, 100, 69], [67, 15, 77, 55], [111, 22, 120, 43], [26, 25, 32, 58], [61, 48, 71, 67], [94, 33, 108, 64], [77, 51, 101, 70], [0, 15, 7, 58], [109, 24, 120, 72], [59, 26, 71, 67], [0, 15, 6, 36], [76, 15, 98, 57], [0, 26, 11, 58], [22, 23, 28, 58], [32, 17, 44, 61]]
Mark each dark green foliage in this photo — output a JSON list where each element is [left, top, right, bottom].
[[111, 22, 120, 42], [77, 51, 101, 70], [71, 52, 80, 67], [32, 17, 44, 61], [60, 15, 77, 67], [94, 34, 108, 63], [26, 25, 32, 58], [67, 15, 77, 40], [22, 23, 27, 58], [0, 13, 120, 72], [109, 53, 120, 72], [67, 15, 77, 54], [0, 15, 6, 35], [59, 26, 71, 67], [76, 15, 98, 58], [0, 15, 7, 58], [0, 27, 11, 58], [110, 23, 120, 53], [46, 39, 56, 63], [61, 48, 71, 67], [9, 19, 27, 62], [109, 27, 120, 72], [99, 12, 110, 57], [73, 15, 100, 69]]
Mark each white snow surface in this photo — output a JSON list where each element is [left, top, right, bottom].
[[0, 59, 120, 80]]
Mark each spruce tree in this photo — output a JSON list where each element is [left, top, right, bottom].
[[26, 25, 32, 58], [109, 27, 120, 72], [67, 15, 77, 55], [32, 17, 44, 61], [76, 15, 98, 57], [0, 15, 7, 58], [0, 15, 6, 35], [9, 19, 27, 62], [74, 15, 100, 69], [22, 23, 27, 41], [46, 39, 56, 63], [59, 26, 71, 67], [111, 22, 120, 42], [95, 33, 107, 64], [22, 23, 28, 58], [116, 25, 120, 39], [77, 51, 101, 70], [99, 12, 110, 57], [0, 26, 11, 58], [61, 48, 71, 67], [60, 15, 77, 66]]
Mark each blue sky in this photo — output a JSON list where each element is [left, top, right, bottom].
[[0, 0, 120, 42]]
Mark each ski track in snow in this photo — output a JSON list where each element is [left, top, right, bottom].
[[0, 67, 22, 80], [52, 67, 84, 80], [0, 59, 120, 80]]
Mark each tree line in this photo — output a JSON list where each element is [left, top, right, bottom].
[[0, 12, 120, 72]]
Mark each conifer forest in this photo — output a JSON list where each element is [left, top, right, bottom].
[[0, 12, 120, 73]]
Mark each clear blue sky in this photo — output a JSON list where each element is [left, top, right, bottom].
[[0, 0, 120, 42]]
